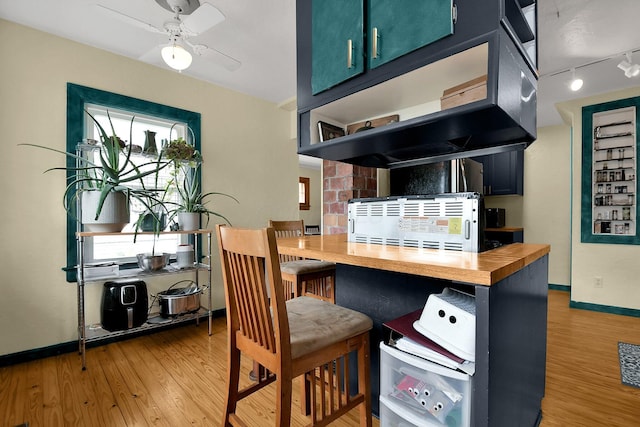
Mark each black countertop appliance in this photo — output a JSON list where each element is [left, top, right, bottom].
[[486, 208, 506, 228], [101, 280, 148, 331]]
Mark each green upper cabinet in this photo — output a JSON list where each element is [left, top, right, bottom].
[[368, 0, 455, 69], [311, 0, 364, 95]]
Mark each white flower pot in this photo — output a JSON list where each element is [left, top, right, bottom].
[[178, 212, 200, 231], [81, 190, 130, 232]]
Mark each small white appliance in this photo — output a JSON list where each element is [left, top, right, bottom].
[[413, 288, 476, 362]]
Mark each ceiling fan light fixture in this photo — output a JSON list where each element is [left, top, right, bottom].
[[161, 41, 192, 71]]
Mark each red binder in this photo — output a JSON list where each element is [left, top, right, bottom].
[[383, 309, 465, 364]]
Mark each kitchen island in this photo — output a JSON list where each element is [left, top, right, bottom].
[[277, 234, 550, 427]]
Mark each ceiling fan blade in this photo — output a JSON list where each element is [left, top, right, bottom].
[[194, 44, 241, 72], [181, 3, 225, 36], [96, 4, 165, 34], [138, 45, 164, 64]]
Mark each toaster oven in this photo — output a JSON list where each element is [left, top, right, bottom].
[[347, 193, 486, 252]]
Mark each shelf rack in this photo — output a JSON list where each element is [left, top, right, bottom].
[[591, 110, 636, 236], [75, 229, 213, 370]]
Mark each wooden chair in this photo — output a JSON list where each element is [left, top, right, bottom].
[[216, 225, 372, 427], [269, 220, 336, 303]]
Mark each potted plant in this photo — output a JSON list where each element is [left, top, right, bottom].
[[161, 134, 237, 230], [21, 110, 171, 232], [170, 161, 238, 231]]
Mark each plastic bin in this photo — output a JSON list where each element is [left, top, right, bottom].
[[380, 342, 471, 427]]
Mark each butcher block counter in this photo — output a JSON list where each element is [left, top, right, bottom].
[[276, 234, 549, 286], [276, 234, 550, 427]]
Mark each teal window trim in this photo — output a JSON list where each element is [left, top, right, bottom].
[[581, 96, 640, 244], [65, 83, 202, 282]]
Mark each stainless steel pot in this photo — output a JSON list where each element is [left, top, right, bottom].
[[158, 281, 202, 317]]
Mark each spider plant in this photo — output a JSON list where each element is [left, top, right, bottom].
[[169, 161, 238, 228], [20, 110, 171, 226]]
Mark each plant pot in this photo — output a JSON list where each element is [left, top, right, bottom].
[[178, 212, 200, 231], [81, 191, 130, 232], [139, 210, 167, 232]]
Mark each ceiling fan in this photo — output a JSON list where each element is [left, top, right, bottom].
[[96, 0, 241, 72]]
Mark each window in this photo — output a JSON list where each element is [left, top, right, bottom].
[[299, 177, 310, 210], [81, 105, 187, 263], [66, 83, 201, 282]]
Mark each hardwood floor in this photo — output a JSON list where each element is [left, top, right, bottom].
[[1, 290, 639, 426]]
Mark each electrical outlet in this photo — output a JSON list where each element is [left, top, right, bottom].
[[595, 277, 603, 288]]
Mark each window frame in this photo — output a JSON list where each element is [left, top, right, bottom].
[[65, 83, 201, 282], [299, 176, 310, 210]]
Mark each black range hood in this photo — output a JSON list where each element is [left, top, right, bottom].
[[298, 100, 535, 169]]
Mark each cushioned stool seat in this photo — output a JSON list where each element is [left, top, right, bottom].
[[280, 260, 335, 275]]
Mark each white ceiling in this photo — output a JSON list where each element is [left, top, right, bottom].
[[1, 0, 640, 128]]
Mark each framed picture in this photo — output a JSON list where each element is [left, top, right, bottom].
[[318, 121, 345, 142]]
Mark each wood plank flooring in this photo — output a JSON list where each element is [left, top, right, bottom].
[[1, 290, 639, 426]]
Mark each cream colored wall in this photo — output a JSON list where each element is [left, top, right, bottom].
[[485, 125, 573, 286], [558, 87, 640, 309], [483, 195, 523, 227], [298, 166, 322, 226], [522, 125, 572, 286], [0, 20, 299, 356]]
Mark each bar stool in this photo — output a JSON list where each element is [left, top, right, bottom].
[[269, 220, 336, 303], [216, 225, 372, 427]]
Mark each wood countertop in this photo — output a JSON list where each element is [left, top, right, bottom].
[[276, 234, 550, 286]]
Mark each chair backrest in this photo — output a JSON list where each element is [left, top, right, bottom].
[[216, 225, 292, 371], [269, 220, 305, 237], [269, 220, 305, 263]]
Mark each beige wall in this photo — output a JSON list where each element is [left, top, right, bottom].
[[0, 20, 298, 356], [522, 125, 572, 286], [558, 87, 640, 310]]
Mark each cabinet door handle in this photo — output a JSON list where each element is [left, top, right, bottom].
[[372, 27, 379, 59], [347, 39, 354, 68]]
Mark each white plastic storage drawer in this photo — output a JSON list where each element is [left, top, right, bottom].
[[380, 342, 471, 427]]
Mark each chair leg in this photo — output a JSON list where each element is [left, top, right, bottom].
[[275, 374, 293, 427], [223, 345, 242, 426], [357, 334, 372, 427], [301, 373, 311, 415]]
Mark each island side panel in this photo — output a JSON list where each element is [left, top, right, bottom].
[[475, 254, 549, 427]]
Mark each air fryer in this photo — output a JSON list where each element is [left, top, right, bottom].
[[101, 280, 148, 331]]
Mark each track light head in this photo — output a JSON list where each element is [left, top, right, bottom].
[[569, 68, 583, 91], [617, 52, 640, 78]]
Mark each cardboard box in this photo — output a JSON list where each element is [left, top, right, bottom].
[[440, 75, 487, 110]]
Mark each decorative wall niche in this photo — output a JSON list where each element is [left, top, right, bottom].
[[582, 97, 640, 244]]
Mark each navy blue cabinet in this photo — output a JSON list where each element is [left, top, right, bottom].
[[475, 150, 524, 195], [297, 0, 538, 169]]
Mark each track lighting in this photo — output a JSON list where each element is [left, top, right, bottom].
[[617, 52, 640, 78], [569, 68, 583, 91], [161, 36, 192, 71]]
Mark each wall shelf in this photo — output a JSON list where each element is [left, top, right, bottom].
[[581, 98, 640, 244]]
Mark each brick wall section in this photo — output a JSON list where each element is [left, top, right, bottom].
[[323, 160, 377, 235]]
